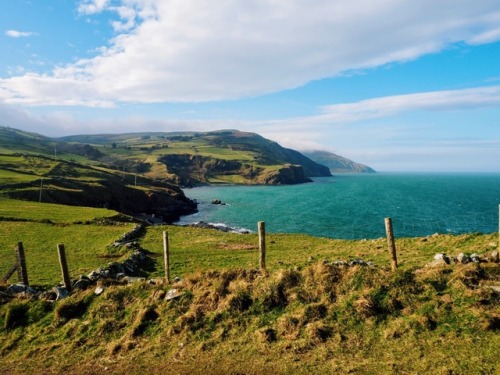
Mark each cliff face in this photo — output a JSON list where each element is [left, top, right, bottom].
[[254, 164, 312, 185], [0, 156, 198, 223], [204, 130, 332, 178], [159, 154, 313, 186], [4, 178, 197, 223], [157, 131, 331, 186]]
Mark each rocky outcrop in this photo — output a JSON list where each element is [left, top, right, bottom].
[[159, 154, 313, 186], [159, 154, 251, 186], [254, 164, 312, 185], [3, 176, 197, 223]]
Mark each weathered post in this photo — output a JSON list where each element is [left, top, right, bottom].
[[258, 221, 266, 273], [163, 231, 170, 284], [15, 242, 29, 286], [498, 204, 500, 253], [2, 264, 18, 283], [57, 244, 72, 291], [385, 218, 398, 271]]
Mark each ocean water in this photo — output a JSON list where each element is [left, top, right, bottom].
[[176, 173, 500, 239]]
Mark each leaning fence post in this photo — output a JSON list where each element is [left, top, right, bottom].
[[15, 242, 29, 286], [258, 221, 266, 273], [57, 244, 72, 291], [385, 218, 398, 271], [163, 231, 170, 284]]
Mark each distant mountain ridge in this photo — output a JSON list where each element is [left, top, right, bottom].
[[303, 150, 375, 173]]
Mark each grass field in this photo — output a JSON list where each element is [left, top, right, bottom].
[[0, 221, 134, 287], [0, 199, 133, 287], [0, 198, 121, 223], [139, 225, 498, 279], [0, 197, 497, 287]]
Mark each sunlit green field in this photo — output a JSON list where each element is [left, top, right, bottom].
[[1, 196, 497, 287], [0, 198, 120, 223], [139, 225, 498, 279], [0, 222, 133, 287], [0, 199, 133, 286]]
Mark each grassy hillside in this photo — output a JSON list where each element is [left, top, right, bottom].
[[0, 198, 498, 374], [0, 198, 134, 286], [1, 126, 498, 374], [0, 152, 197, 222], [0, 234, 498, 374], [60, 129, 332, 186]]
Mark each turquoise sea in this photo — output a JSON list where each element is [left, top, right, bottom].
[[177, 173, 500, 239]]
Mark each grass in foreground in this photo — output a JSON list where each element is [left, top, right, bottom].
[[140, 225, 498, 278], [0, 221, 134, 287], [0, 259, 498, 374]]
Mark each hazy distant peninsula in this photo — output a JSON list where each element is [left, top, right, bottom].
[[303, 150, 376, 173]]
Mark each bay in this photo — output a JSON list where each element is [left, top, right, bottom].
[[177, 173, 500, 239]]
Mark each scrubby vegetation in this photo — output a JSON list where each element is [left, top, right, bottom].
[[0, 258, 498, 374], [0, 205, 498, 374]]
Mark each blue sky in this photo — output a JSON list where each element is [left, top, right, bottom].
[[1, 0, 500, 172]]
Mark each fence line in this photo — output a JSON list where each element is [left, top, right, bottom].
[[2, 210, 499, 290]]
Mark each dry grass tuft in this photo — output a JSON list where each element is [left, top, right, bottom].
[[256, 327, 277, 343], [257, 269, 301, 310], [301, 302, 328, 323], [353, 295, 377, 318], [54, 294, 92, 324], [449, 263, 486, 289], [131, 306, 159, 337], [276, 315, 301, 339], [304, 321, 333, 343], [301, 262, 342, 302]]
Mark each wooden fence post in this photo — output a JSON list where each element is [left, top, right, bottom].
[[163, 231, 170, 284], [15, 242, 29, 286], [498, 204, 500, 253], [2, 264, 18, 283], [384, 218, 398, 271], [57, 244, 72, 291], [258, 221, 266, 273]]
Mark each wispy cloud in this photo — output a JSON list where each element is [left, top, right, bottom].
[[319, 85, 500, 122], [1, 0, 500, 106], [254, 85, 500, 139], [5, 30, 37, 38]]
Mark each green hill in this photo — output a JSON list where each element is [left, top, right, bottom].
[[0, 126, 333, 220], [0, 153, 196, 222], [304, 150, 375, 173], [59, 129, 332, 186], [0, 229, 498, 374]]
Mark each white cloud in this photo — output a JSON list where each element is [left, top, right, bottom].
[[251, 85, 500, 138], [0, 1, 499, 106], [78, 0, 110, 15], [5, 30, 36, 38], [319, 85, 500, 122]]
